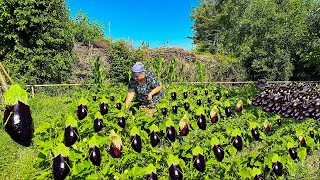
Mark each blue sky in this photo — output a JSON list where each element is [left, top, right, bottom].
[[66, 0, 199, 50]]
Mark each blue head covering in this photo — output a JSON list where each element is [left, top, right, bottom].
[[132, 62, 145, 76]]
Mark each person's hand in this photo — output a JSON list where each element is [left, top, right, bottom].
[[147, 93, 153, 101]]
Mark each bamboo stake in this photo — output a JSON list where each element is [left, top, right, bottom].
[[0, 71, 8, 92], [0, 63, 14, 84]]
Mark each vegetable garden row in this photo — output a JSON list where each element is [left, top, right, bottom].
[[2, 83, 320, 179]]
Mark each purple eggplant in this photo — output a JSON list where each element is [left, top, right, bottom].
[[183, 92, 188, 99], [149, 131, 160, 147], [168, 164, 183, 180], [162, 108, 168, 116], [273, 161, 283, 176], [64, 126, 78, 147], [172, 106, 178, 114], [289, 147, 297, 160], [94, 118, 104, 132], [197, 99, 201, 106], [193, 154, 205, 172], [225, 107, 231, 117], [166, 126, 176, 142], [197, 114, 206, 130], [100, 103, 108, 115], [251, 128, 260, 140], [180, 125, 189, 136], [3, 101, 34, 147], [211, 114, 218, 123], [110, 143, 122, 158], [171, 92, 177, 101], [213, 145, 224, 162], [53, 154, 70, 180], [116, 103, 122, 110], [118, 116, 126, 128], [184, 102, 190, 111], [232, 135, 243, 151], [89, 146, 101, 166], [77, 104, 88, 120], [131, 135, 142, 153]]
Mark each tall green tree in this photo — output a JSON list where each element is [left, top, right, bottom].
[[0, 0, 74, 84], [72, 10, 105, 44], [108, 39, 143, 84], [191, 0, 320, 80]]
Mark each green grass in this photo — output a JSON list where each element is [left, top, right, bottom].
[[0, 130, 38, 179], [0, 94, 71, 179]]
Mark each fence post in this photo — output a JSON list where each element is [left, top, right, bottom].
[[31, 85, 35, 97]]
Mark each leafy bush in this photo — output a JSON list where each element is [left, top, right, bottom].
[[72, 10, 105, 44], [0, 0, 75, 84], [108, 39, 144, 84], [191, 0, 320, 80]]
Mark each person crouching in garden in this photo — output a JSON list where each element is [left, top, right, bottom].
[[125, 62, 164, 109]]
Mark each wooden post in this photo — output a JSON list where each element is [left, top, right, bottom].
[[0, 71, 8, 92], [0, 63, 14, 84], [31, 86, 35, 97]]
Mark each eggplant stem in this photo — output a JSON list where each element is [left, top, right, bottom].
[[3, 111, 12, 127]]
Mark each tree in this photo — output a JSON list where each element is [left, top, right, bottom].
[[108, 39, 143, 84], [0, 0, 74, 84], [191, 0, 320, 80], [72, 10, 105, 44]]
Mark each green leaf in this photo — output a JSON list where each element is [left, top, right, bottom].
[[4, 84, 28, 105], [295, 128, 304, 138], [100, 97, 109, 104], [94, 112, 103, 119], [192, 146, 204, 156], [149, 124, 159, 132], [280, 155, 287, 165], [130, 127, 140, 136], [250, 167, 262, 177], [265, 153, 273, 169], [195, 107, 205, 116], [167, 154, 180, 166], [239, 167, 251, 179], [224, 101, 231, 107], [297, 147, 307, 160], [165, 118, 174, 127], [87, 174, 99, 179], [272, 154, 281, 163], [88, 135, 98, 148], [145, 164, 157, 175], [249, 122, 259, 129], [171, 101, 178, 106], [53, 143, 69, 157], [78, 98, 88, 105], [210, 136, 220, 146], [226, 126, 233, 136], [228, 146, 237, 156], [287, 142, 297, 150], [231, 128, 242, 137], [117, 111, 126, 117], [305, 137, 315, 147], [65, 115, 77, 127]]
